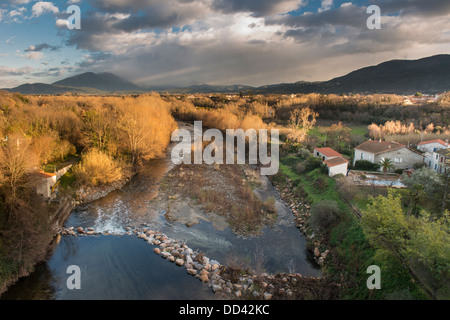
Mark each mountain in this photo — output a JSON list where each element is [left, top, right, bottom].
[[163, 84, 254, 94], [4, 54, 450, 95], [253, 54, 450, 95], [53, 72, 143, 92], [4, 72, 144, 95]]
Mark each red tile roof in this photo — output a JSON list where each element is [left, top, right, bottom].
[[355, 140, 405, 154], [418, 139, 448, 146], [314, 147, 342, 158], [324, 156, 348, 167], [33, 172, 57, 179]]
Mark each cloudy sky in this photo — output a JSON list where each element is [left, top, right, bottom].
[[1, 0, 450, 88]]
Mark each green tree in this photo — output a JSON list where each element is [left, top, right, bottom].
[[361, 191, 410, 261], [362, 192, 450, 299], [402, 167, 443, 197], [404, 211, 450, 299]]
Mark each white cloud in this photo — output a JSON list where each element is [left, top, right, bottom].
[[319, 0, 333, 12], [18, 51, 44, 61], [8, 0, 33, 4], [55, 18, 68, 28], [31, 1, 59, 17], [0, 66, 34, 77]]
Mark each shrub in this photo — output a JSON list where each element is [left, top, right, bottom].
[[296, 148, 311, 160], [310, 200, 343, 233], [354, 160, 380, 171], [305, 156, 322, 171], [73, 149, 124, 186]]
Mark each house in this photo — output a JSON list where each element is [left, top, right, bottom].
[[417, 139, 449, 171], [353, 140, 424, 170], [35, 171, 58, 198], [314, 147, 342, 161], [323, 156, 349, 177], [431, 149, 449, 174], [417, 139, 449, 153], [34, 164, 73, 199], [314, 147, 348, 177]]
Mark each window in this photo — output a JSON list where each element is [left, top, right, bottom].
[[361, 153, 364, 160]]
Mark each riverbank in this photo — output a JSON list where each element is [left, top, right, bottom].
[[0, 171, 132, 296]]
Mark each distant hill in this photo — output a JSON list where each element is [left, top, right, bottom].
[[5, 72, 144, 95], [5, 82, 106, 95], [253, 54, 450, 95], [4, 54, 450, 95], [163, 84, 254, 94], [53, 72, 143, 92]]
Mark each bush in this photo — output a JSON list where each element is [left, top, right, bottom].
[[354, 160, 380, 171], [73, 149, 124, 186], [296, 148, 311, 160], [305, 156, 322, 171], [310, 200, 343, 233]]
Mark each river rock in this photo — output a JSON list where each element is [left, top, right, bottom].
[[212, 285, 222, 293], [263, 292, 273, 300], [153, 248, 161, 255], [211, 264, 220, 272], [161, 251, 171, 259], [314, 247, 320, 257], [168, 255, 175, 263], [187, 268, 197, 276], [175, 259, 185, 266], [200, 274, 209, 283], [193, 262, 203, 270], [185, 254, 193, 264]]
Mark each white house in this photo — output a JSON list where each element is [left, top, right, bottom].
[[323, 156, 349, 177], [417, 139, 449, 171], [417, 139, 449, 153], [431, 149, 449, 174], [354, 140, 424, 170], [314, 147, 342, 161], [34, 165, 73, 199], [314, 147, 348, 176]]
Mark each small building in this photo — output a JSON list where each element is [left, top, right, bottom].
[[432, 149, 449, 174], [417, 139, 449, 153], [354, 140, 424, 170], [417, 139, 449, 171], [314, 147, 342, 161], [34, 164, 73, 199], [314, 147, 348, 177], [324, 156, 349, 177], [34, 172, 58, 198]]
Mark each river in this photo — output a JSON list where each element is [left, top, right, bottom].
[[1, 124, 320, 300]]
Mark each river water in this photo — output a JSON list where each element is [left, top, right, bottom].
[[1, 124, 319, 300]]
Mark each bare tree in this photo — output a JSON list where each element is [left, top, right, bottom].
[[0, 134, 38, 203]]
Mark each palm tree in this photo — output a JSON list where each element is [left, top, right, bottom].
[[379, 157, 394, 174]]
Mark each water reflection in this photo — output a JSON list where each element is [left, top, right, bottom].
[[2, 236, 218, 300]]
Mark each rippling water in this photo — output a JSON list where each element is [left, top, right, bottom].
[[2, 123, 319, 300]]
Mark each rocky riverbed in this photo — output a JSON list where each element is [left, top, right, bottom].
[[60, 223, 338, 300]]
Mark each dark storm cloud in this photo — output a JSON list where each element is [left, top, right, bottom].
[[211, 0, 304, 17], [269, 3, 367, 29], [373, 0, 450, 18], [25, 43, 59, 52]]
